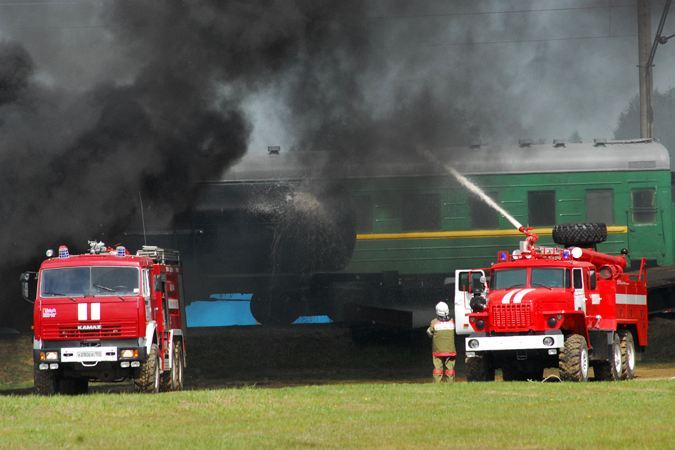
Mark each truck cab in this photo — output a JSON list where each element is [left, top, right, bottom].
[[23, 242, 186, 394]]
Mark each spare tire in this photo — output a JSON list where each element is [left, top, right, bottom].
[[552, 223, 607, 247]]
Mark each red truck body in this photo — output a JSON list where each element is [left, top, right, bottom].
[[463, 230, 647, 382], [26, 243, 186, 394]]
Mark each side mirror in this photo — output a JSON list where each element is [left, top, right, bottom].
[[154, 274, 166, 292], [20, 271, 37, 304]]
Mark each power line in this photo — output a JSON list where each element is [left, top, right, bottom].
[[426, 33, 637, 48], [366, 4, 635, 21]]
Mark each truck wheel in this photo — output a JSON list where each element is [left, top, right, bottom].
[[135, 343, 160, 393], [552, 223, 607, 247], [162, 340, 184, 391], [466, 355, 494, 382], [619, 330, 636, 380], [593, 333, 622, 381], [34, 368, 58, 395], [559, 334, 589, 382]]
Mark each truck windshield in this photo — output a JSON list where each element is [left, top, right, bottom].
[[491, 269, 527, 290], [531, 268, 570, 288], [41, 267, 140, 297]]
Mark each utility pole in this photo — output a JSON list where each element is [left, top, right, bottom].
[[637, 0, 653, 139]]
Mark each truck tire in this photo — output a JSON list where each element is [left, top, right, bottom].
[[619, 330, 636, 380], [466, 355, 495, 382], [162, 340, 185, 391], [552, 223, 607, 247], [135, 343, 160, 393], [559, 334, 589, 382], [34, 368, 58, 395], [593, 333, 622, 381]]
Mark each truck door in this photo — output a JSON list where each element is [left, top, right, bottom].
[[572, 268, 586, 313], [454, 269, 486, 335]]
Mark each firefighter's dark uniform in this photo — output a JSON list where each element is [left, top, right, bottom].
[[427, 318, 456, 382]]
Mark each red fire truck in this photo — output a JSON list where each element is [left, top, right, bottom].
[[458, 224, 647, 382], [21, 242, 186, 394]]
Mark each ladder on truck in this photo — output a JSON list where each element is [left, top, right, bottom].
[[136, 246, 180, 264]]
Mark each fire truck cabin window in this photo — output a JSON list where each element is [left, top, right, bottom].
[[401, 193, 440, 231], [528, 191, 555, 226], [353, 195, 373, 233], [631, 188, 656, 224], [469, 192, 499, 229], [91, 267, 139, 296], [531, 268, 570, 288], [573, 269, 583, 289], [41, 267, 89, 297], [41, 267, 140, 297], [586, 189, 613, 223], [491, 269, 527, 290]]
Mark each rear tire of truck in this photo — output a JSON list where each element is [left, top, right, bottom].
[[466, 355, 495, 382], [34, 368, 58, 395], [162, 340, 184, 391], [619, 330, 636, 380], [559, 334, 589, 382], [135, 343, 160, 393], [593, 333, 622, 381], [552, 223, 607, 247]]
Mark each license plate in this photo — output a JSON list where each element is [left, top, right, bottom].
[[61, 347, 117, 363]]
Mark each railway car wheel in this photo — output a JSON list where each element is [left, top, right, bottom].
[[135, 343, 160, 393], [466, 355, 494, 382], [552, 223, 607, 247], [559, 334, 589, 382], [34, 368, 58, 395], [250, 293, 300, 326], [619, 330, 636, 380], [593, 333, 622, 381]]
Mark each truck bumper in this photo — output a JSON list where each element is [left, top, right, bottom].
[[465, 331, 564, 352], [34, 344, 146, 371]]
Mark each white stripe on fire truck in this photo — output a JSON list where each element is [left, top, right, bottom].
[[615, 294, 647, 305], [512, 289, 536, 304], [501, 289, 521, 304], [78, 303, 87, 321], [91, 303, 100, 321]]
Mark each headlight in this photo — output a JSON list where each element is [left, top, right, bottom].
[[543, 337, 554, 346], [120, 349, 138, 359], [547, 317, 557, 328], [45, 351, 58, 361], [468, 339, 479, 349], [475, 319, 485, 330]]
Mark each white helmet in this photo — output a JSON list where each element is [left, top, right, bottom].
[[435, 301, 450, 319]]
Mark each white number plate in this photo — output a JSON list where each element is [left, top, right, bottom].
[[61, 347, 117, 363]]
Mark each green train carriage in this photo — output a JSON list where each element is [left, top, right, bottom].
[[187, 139, 673, 325]]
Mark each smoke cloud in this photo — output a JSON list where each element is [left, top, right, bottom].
[[0, 1, 670, 328]]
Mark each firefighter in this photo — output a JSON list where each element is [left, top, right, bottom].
[[427, 301, 456, 382]]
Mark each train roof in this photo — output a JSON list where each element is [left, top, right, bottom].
[[211, 139, 670, 183]]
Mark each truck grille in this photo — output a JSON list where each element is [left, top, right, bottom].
[[490, 304, 532, 329], [42, 321, 137, 340]]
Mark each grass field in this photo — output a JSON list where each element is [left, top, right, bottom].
[[0, 380, 673, 449]]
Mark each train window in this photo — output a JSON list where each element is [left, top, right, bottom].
[[528, 191, 555, 226], [586, 190, 613, 224], [631, 188, 656, 224], [353, 196, 373, 233], [401, 193, 440, 231], [469, 192, 499, 229]]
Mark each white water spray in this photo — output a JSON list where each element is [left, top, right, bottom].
[[445, 165, 523, 230]]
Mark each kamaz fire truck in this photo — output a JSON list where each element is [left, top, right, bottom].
[[455, 223, 647, 382], [21, 242, 186, 394]]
